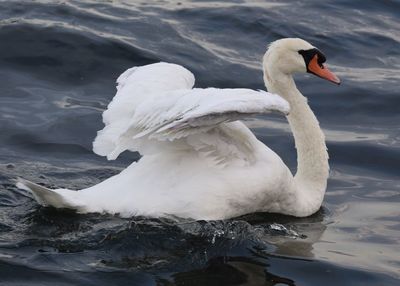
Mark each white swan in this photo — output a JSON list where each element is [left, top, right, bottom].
[[17, 38, 340, 220]]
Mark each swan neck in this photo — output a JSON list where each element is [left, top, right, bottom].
[[264, 72, 329, 211]]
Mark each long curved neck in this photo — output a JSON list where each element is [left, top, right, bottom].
[[264, 70, 329, 212]]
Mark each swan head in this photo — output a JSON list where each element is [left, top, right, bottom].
[[263, 38, 340, 85]]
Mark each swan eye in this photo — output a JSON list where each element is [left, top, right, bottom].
[[298, 48, 326, 70]]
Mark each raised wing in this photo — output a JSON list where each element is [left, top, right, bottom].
[[131, 88, 289, 141], [102, 62, 195, 126], [93, 63, 289, 161], [93, 62, 195, 159]]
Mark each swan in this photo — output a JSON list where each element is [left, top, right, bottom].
[[17, 38, 340, 220]]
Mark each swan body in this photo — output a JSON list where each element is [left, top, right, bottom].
[[17, 38, 340, 220]]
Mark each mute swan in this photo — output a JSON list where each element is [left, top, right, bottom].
[[17, 38, 340, 220]]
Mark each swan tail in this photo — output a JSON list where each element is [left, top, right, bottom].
[[16, 178, 78, 209]]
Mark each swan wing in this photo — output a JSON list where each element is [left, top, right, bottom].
[[93, 62, 195, 159], [102, 62, 195, 126], [132, 88, 289, 141], [93, 63, 289, 160]]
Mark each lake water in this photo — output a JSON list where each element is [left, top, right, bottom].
[[0, 0, 399, 285]]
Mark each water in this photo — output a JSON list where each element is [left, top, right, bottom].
[[0, 0, 399, 285]]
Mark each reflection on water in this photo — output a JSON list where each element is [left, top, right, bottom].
[[317, 202, 400, 276], [0, 0, 399, 285]]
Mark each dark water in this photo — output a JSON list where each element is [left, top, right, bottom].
[[0, 0, 399, 285]]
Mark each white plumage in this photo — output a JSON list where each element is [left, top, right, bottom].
[[93, 63, 289, 160], [17, 38, 338, 220]]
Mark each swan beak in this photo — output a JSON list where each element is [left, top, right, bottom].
[[308, 54, 341, 85]]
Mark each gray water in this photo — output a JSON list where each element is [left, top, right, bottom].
[[0, 1, 399, 285]]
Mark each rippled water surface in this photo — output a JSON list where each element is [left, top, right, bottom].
[[0, 0, 399, 285]]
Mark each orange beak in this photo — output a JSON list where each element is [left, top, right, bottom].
[[308, 54, 341, 85]]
